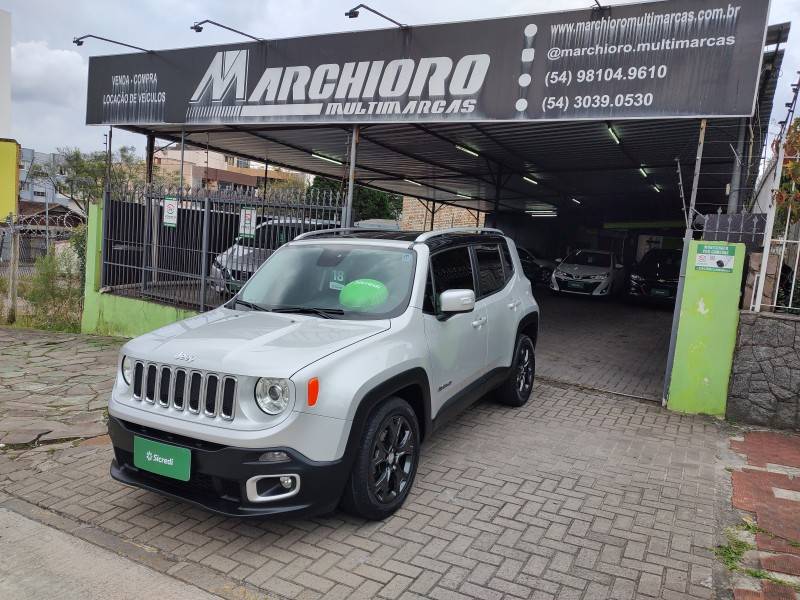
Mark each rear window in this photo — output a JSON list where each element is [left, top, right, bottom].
[[474, 244, 505, 297]]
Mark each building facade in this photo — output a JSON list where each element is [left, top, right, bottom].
[[155, 149, 307, 192]]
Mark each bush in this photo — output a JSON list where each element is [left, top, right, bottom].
[[20, 251, 83, 332], [69, 224, 87, 285]]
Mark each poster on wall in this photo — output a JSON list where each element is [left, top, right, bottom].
[[162, 196, 178, 228]]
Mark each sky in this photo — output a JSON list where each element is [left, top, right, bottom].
[[0, 0, 798, 157]]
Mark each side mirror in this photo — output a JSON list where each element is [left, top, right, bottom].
[[615, 263, 624, 270], [556, 257, 563, 264], [439, 289, 475, 314]]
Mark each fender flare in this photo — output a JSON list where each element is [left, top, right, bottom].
[[342, 368, 432, 468], [517, 310, 540, 347]]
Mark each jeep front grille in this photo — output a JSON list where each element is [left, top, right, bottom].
[[131, 361, 236, 421]]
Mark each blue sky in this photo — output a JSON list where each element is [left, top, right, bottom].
[[1, 0, 798, 156]]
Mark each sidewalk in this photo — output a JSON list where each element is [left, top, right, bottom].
[[726, 431, 800, 599], [0, 506, 222, 600]]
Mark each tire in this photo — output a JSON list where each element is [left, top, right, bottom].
[[496, 334, 535, 407], [340, 397, 420, 520]]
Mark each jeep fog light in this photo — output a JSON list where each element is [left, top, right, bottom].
[[255, 378, 290, 415], [121, 355, 133, 385]]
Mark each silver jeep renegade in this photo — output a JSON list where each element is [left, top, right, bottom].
[[108, 227, 539, 520]]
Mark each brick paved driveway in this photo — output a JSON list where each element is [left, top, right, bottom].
[[536, 293, 673, 402], [1, 327, 724, 599]]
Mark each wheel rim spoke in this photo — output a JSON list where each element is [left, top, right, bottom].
[[370, 413, 416, 504]]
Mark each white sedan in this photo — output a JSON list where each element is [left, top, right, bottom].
[[550, 249, 625, 297]]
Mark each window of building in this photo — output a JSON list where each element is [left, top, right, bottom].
[[34, 190, 47, 197], [474, 244, 505, 298]]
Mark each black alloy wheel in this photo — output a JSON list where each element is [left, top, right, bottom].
[[370, 414, 415, 503], [340, 396, 420, 520], [496, 334, 535, 406]]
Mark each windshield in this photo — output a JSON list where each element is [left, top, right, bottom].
[[563, 250, 611, 268], [237, 243, 416, 319], [641, 250, 681, 268]]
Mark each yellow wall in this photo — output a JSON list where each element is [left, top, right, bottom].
[[0, 139, 19, 219]]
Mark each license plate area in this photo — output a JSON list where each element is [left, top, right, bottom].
[[651, 288, 671, 297], [133, 436, 191, 481], [567, 281, 584, 290]]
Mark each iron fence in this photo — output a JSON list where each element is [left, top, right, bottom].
[[101, 185, 344, 311]]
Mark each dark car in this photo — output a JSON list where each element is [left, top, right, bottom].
[[628, 249, 682, 302], [518, 248, 556, 285]]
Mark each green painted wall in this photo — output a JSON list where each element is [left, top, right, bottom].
[[667, 241, 745, 416], [81, 201, 197, 338]]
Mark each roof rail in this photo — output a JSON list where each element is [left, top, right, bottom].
[[293, 227, 367, 240], [414, 227, 505, 243]]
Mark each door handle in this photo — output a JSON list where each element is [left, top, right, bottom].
[[471, 316, 487, 328], [508, 300, 521, 309]]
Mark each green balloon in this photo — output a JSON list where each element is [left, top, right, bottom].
[[339, 278, 389, 310]]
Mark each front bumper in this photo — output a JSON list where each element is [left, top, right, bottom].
[[551, 276, 610, 296], [628, 280, 677, 301], [108, 416, 349, 518]]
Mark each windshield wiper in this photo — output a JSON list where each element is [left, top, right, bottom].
[[228, 298, 268, 312], [269, 306, 345, 319]]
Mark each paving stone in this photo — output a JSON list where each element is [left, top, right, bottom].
[[0, 326, 732, 600]]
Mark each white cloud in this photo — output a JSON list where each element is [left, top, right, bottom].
[[11, 40, 85, 105]]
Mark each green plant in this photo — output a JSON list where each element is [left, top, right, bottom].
[[69, 224, 87, 286], [20, 251, 83, 332], [715, 530, 753, 571]]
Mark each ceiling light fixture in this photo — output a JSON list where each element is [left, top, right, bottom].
[[522, 176, 538, 185], [608, 126, 620, 144], [455, 145, 479, 157], [639, 167, 648, 178], [311, 153, 343, 165], [652, 184, 661, 193], [571, 198, 581, 205]]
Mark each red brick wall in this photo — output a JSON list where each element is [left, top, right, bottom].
[[399, 197, 485, 231]]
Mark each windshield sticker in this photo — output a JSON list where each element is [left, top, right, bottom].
[[329, 281, 344, 291]]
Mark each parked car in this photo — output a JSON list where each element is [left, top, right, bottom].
[[517, 248, 556, 285], [550, 249, 625, 297], [108, 227, 540, 520], [628, 249, 682, 302], [210, 217, 337, 293]]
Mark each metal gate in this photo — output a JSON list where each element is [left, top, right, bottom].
[[102, 185, 344, 311]]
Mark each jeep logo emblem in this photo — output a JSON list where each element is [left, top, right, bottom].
[[174, 351, 196, 363]]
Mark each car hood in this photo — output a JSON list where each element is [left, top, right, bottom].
[[123, 308, 390, 377], [215, 245, 272, 272], [556, 263, 610, 277]]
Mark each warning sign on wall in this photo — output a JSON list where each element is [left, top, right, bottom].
[[163, 196, 178, 228], [695, 243, 735, 273]]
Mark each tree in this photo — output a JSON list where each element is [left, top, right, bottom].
[[28, 146, 181, 214], [774, 117, 800, 227], [309, 176, 403, 221]]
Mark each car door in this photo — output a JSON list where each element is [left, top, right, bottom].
[[423, 246, 488, 418], [476, 243, 519, 371]]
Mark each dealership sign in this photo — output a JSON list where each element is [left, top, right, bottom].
[[86, 0, 770, 125]]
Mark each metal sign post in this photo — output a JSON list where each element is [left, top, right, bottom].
[[662, 118, 706, 405]]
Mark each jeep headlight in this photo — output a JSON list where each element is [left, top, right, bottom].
[[254, 378, 290, 415], [121, 355, 133, 386]]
